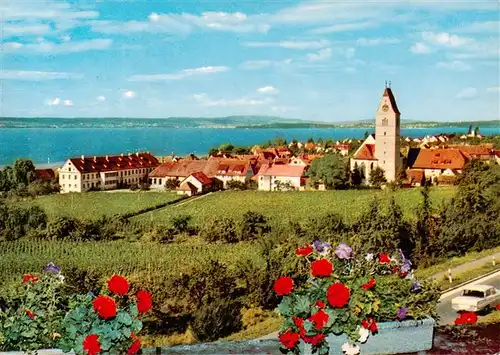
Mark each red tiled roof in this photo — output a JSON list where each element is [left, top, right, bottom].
[[215, 160, 250, 176], [412, 149, 468, 170], [406, 169, 424, 184], [149, 160, 218, 178], [383, 88, 401, 114], [353, 144, 376, 160], [190, 171, 213, 185], [35, 169, 55, 181], [69, 153, 159, 173], [447, 145, 494, 158], [257, 164, 305, 177]]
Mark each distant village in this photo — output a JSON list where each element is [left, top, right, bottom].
[[35, 87, 499, 196]]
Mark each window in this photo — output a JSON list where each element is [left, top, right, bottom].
[[159, 179, 162, 185], [74, 184, 77, 188], [462, 290, 484, 298], [384, 132, 386, 136], [74, 175, 77, 180], [63, 184, 65, 188], [69, 167, 71, 171], [154, 178, 157, 184], [62, 175, 65, 179], [381, 118, 388, 126]]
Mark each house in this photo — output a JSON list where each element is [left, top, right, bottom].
[[35, 169, 56, 181], [177, 172, 213, 196], [256, 164, 305, 191], [334, 144, 350, 156], [408, 148, 469, 180], [405, 169, 425, 187], [350, 134, 378, 181], [446, 145, 495, 163], [148, 160, 217, 188], [58, 152, 159, 193], [214, 159, 254, 188]]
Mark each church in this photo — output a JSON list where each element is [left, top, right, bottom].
[[350, 84, 403, 183]]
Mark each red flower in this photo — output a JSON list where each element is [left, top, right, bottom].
[[25, 309, 35, 319], [327, 282, 350, 308], [83, 334, 102, 355], [393, 265, 400, 273], [292, 316, 304, 329], [279, 329, 300, 349], [107, 275, 129, 296], [315, 300, 326, 308], [93, 295, 117, 319], [309, 309, 329, 330], [362, 277, 376, 290], [127, 335, 141, 355], [274, 277, 294, 296], [22, 274, 39, 283], [296, 244, 313, 257], [496, 304, 500, 311], [305, 333, 325, 346], [362, 318, 378, 334], [454, 312, 478, 325], [311, 259, 333, 277], [136, 290, 153, 313], [379, 253, 391, 264]]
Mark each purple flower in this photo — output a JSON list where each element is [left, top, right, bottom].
[[313, 240, 331, 254], [43, 262, 61, 274], [396, 307, 409, 320], [411, 280, 421, 293], [399, 250, 412, 273], [335, 243, 353, 260]]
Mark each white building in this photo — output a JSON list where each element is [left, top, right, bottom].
[[256, 164, 305, 191]]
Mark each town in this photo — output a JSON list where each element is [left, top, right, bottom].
[[37, 86, 498, 196]]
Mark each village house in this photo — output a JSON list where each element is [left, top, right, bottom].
[[407, 148, 469, 183], [58, 152, 159, 193], [255, 164, 305, 191], [35, 168, 56, 182], [177, 172, 214, 196], [445, 144, 495, 163]]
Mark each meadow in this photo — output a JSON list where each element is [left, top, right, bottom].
[[12, 191, 181, 220], [133, 187, 457, 226]]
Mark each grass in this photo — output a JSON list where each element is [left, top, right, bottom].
[[12, 191, 181, 221], [479, 309, 500, 324], [133, 187, 456, 226], [415, 246, 500, 280], [434, 263, 500, 291]]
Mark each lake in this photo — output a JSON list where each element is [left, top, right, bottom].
[[1, 127, 498, 166]]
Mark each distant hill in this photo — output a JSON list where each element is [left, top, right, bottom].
[[0, 116, 498, 129]]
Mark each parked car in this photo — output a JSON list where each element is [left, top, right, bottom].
[[451, 284, 500, 312]]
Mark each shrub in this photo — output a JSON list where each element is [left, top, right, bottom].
[[27, 205, 47, 230], [200, 217, 238, 243], [143, 226, 177, 243], [238, 211, 270, 241], [139, 182, 151, 191], [190, 298, 242, 342], [165, 179, 180, 191], [171, 215, 194, 235], [46, 217, 79, 240], [226, 180, 246, 191], [304, 213, 345, 243]]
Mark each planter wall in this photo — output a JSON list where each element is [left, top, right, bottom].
[[304, 318, 435, 355]]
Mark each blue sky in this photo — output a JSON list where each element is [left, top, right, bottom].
[[1, 0, 499, 122]]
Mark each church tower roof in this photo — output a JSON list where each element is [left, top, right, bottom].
[[382, 87, 401, 115]]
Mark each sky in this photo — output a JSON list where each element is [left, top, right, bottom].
[[1, 0, 499, 122]]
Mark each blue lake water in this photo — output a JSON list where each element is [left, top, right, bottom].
[[1, 127, 498, 166]]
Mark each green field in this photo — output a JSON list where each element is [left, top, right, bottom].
[[0, 238, 263, 287], [133, 187, 457, 226], [13, 191, 181, 220]]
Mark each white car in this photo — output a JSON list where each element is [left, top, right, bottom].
[[451, 284, 500, 312]]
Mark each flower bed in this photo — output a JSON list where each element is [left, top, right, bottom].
[[274, 242, 440, 355]]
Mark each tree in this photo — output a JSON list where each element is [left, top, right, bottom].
[[274, 137, 287, 147], [171, 215, 194, 235], [13, 159, 36, 186], [208, 147, 219, 157], [474, 126, 480, 137], [307, 137, 315, 143], [349, 163, 363, 187], [226, 180, 246, 190], [165, 179, 180, 190], [396, 168, 407, 186], [307, 154, 348, 190], [468, 124, 473, 135], [219, 143, 234, 152], [238, 211, 270, 241], [368, 166, 387, 188], [274, 180, 295, 191]]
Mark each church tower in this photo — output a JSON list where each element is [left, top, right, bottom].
[[374, 83, 401, 182]]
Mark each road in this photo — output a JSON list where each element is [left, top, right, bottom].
[[437, 270, 500, 325]]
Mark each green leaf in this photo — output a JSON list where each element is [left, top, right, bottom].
[[131, 320, 143, 332], [294, 295, 311, 315], [117, 312, 133, 326]]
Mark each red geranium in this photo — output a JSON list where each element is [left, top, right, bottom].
[[136, 290, 153, 313], [274, 277, 294, 296], [379, 253, 391, 264], [327, 282, 350, 308], [93, 295, 117, 319], [454, 312, 478, 325], [315, 300, 326, 308], [107, 275, 130, 296], [496, 304, 500, 311], [362, 277, 376, 290], [309, 309, 329, 330], [25, 309, 35, 319], [279, 329, 300, 349], [362, 318, 378, 334], [292, 316, 304, 328], [393, 265, 400, 273], [311, 259, 333, 277], [22, 274, 39, 283], [296, 244, 313, 257], [303, 333, 325, 346], [127, 334, 141, 355], [83, 334, 102, 355]]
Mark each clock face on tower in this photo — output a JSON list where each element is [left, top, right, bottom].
[[382, 104, 389, 112]]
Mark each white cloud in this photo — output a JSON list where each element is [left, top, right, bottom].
[[3, 39, 112, 54], [96, 96, 106, 102], [455, 21, 500, 33], [455, 87, 478, 100], [61, 35, 71, 42], [128, 66, 229, 81], [421, 32, 471, 47], [306, 48, 332, 62], [356, 37, 400, 46], [47, 98, 61, 106], [486, 86, 500, 93], [122, 90, 137, 99], [240, 59, 292, 70], [257, 86, 279, 94], [63, 99, 74, 106], [345, 67, 357, 74], [310, 22, 377, 34], [436, 61, 472, 71], [192, 93, 273, 107], [410, 42, 432, 54], [243, 40, 330, 50], [3, 24, 51, 37], [0, 70, 83, 80], [343, 48, 356, 59]]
